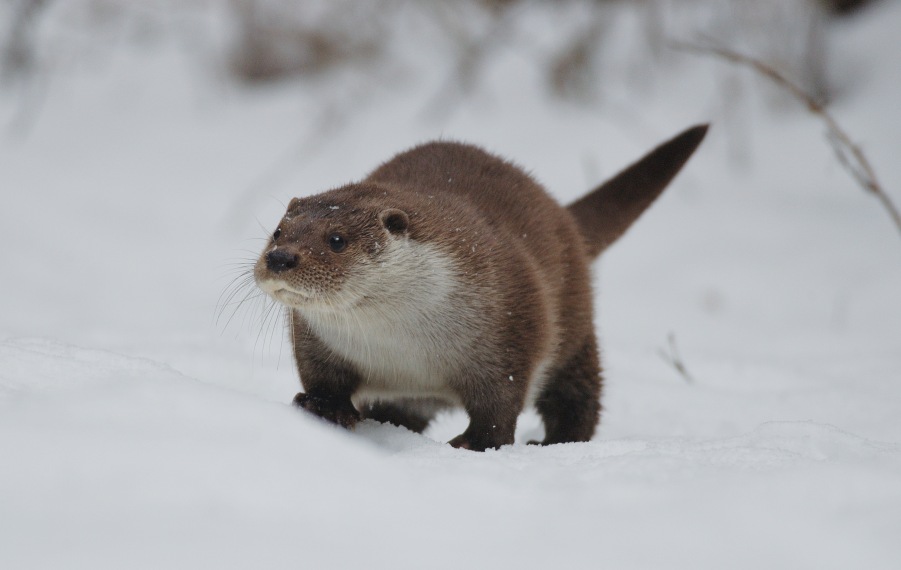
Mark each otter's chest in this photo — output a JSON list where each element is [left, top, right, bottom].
[[299, 304, 475, 400]]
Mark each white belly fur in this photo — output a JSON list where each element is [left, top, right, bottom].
[[298, 240, 474, 404]]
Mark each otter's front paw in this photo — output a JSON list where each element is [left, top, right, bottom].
[[292, 392, 360, 429], [448, 431, 512, 452], [448, 434, 478, 451]]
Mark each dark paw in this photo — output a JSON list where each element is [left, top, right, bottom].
[[292, 392, 360, 429], [448, 431, 512, 452], [448, 434, 475, 450]]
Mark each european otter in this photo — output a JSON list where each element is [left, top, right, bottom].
[[254, 125, 708, 450]]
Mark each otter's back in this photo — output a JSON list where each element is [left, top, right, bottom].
[[365, 141, 586, 262]]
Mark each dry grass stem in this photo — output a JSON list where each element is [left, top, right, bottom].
[[658, 333, 695, 384], [677, 41, 901, 240]]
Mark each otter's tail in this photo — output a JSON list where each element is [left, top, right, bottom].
[[567, 124, 709, 259]]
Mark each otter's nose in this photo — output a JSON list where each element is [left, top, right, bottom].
[[266, 249, 299, 273]]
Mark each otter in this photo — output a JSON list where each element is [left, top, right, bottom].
[[254, 125, 708, 451]]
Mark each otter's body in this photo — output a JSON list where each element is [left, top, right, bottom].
[[254, 126, 707, 450]]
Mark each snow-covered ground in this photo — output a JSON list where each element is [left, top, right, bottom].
[[1, 2, 900, 568]]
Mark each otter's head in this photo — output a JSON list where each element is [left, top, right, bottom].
[[254, 184, 410, 310]]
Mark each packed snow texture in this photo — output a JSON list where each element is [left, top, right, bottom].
[[1, 2, 900, 568]]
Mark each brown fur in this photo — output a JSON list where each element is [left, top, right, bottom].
[[253, 125, 708, 450]]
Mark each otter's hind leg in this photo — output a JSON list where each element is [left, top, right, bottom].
[[361, 399, 447, 434], [534, 337, 603, 445]]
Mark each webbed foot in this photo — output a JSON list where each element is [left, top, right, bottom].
[[292, 392, 360, 429]]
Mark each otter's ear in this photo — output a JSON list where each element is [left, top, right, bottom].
[[379, 209, 409, 235]]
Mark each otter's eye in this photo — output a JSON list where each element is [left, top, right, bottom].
[[272, 228, 282, 240], [328, 233, 347, 253]]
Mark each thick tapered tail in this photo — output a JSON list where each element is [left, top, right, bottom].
[[567, 124, 709, 258]]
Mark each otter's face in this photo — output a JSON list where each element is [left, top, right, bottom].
[[254, 193, 410, 310]]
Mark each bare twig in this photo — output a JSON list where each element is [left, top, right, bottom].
[[676, 41, 901, 240], [658, 333, 695, 384]]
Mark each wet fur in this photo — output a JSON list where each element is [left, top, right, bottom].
[[254, 125, 708, 450]]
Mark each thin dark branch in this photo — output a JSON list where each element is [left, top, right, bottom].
[[676, 41, 901, 240], [658, 332, 695, 384]]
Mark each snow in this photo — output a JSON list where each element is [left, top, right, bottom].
[[2, 1, 900, 568]]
